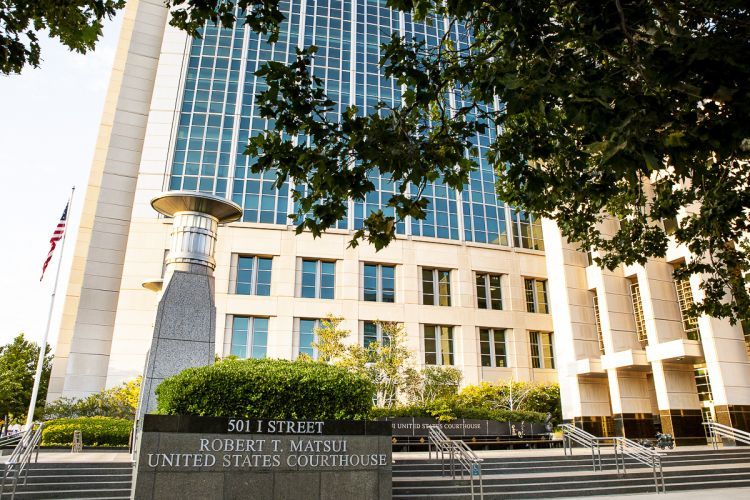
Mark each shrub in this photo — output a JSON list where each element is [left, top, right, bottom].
[[43, 377, 141, 420], [369, 398, 545, 423], [41, 417, 132, 447], [156, 358, 375, 420], [458, 381, 562, 424]]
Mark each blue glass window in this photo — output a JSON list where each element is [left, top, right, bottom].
[[362, 263, 395, 302], [236, 256, 272, 295], [230, 316, 268, 359], [300, 259, 336, 299], [298, 318, 319, 359]]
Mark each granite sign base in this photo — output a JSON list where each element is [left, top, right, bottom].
[[133, 415, 392, 500]]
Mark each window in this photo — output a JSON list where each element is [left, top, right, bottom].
[[424, 325, 454, 365], [479, 328, 507, 367], [530, 331, 555, 369], [630, 279, 648, 347], [510, 209, 545, 251], [593, 295, 605, 354], [230, 316, 268, 359], [476, 273, 502, 310], [300, 259, 335, 299], [422, 268, 451, 306], [694, 365, 713, 402], [363, 321, 391, 348], [525, 278, 549, 314], [297, 318, 320, 359], [363, 263, 395, 302], [743, 319, 750, 359], [674, 271, 700, 341], [236, 256, 272, 295]]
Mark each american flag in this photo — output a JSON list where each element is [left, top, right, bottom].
[[40, 203, 68, 281]]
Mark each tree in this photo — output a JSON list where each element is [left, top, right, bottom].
[[459, 381, 562, 424], [311, 315, 349, 364], [0, 333, 52, 432], [0, 1, 125, 74], [43, 376, 141, 420], [164, 0, 750, 323]]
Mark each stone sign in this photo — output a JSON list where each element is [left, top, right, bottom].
[[133, 415, 392, 500], [383, 417, 547, 438]]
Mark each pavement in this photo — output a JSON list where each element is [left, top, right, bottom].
[[564, 488, 750, 499]]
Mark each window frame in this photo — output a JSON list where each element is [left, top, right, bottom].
[[361, 262, 396, 303], [421, 267, 452, 306], [592, 294, 605, 354], [235, 255, 273, 296], [529, 331, 555, 369], [524, 278, 549, 314], [299, 259, 336, 300], [423, 324, 454, 366], [296, 318, 321, 360], [479, 328, 507, 368], [629, 278, 648, 347], [229, 316, 269, 359], [362, 321, 392, 348], [475, 272, 503, 310]]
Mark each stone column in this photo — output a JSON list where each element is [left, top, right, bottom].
[[136, 192, 241, 422]]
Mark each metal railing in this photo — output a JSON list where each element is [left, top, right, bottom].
[[0, 432, 26, 450], [427, 425, 484, 499], [561, 423, 604, 471], [612, 437, 665, 493], [703, 421, 750, 449], [1, 423, 43, 499]]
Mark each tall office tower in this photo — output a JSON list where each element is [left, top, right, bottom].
[[49, 0, 750, 443], [48, 0, 555, 401]]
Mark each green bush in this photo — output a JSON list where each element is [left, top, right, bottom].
[[41, 417, 132, 447], [369, 398, 545, 423], [156, 358, 375, 420], [458, 381, 562, 424]]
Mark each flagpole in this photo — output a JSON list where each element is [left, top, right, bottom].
[[25, 186, 76, 430]]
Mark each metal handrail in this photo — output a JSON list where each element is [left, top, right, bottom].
[[561, 423, 604, 471], [426, 425, 483, 499], [612, 437, 665, 493], [0, 432, 26, 449], [703, 421, 750, 449], [1, 423, 43, 499]]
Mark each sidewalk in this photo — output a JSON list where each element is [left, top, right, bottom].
[[1, 450, 132, 463], [565, 487, 750, 499]]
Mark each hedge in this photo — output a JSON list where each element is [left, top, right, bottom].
[[369, 399, 545, 423], [156, 358, 375, 420], [41, 417, 132, 447]]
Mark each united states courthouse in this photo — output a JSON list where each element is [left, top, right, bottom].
[[48, 0, 750, 443]]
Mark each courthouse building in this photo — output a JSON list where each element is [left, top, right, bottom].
[[48, 0, 750, 443]]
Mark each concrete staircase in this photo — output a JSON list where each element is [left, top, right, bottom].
[[393, 447, 750, 498], [3, 448, 749, 499], [0, 463, 132, 499]]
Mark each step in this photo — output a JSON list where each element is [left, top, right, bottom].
[[0, 488, 131, 499]]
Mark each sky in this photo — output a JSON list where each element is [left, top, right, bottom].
[[0, 13, 124, 348]]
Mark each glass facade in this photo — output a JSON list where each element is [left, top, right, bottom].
[[166, 0, 543, 251]]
